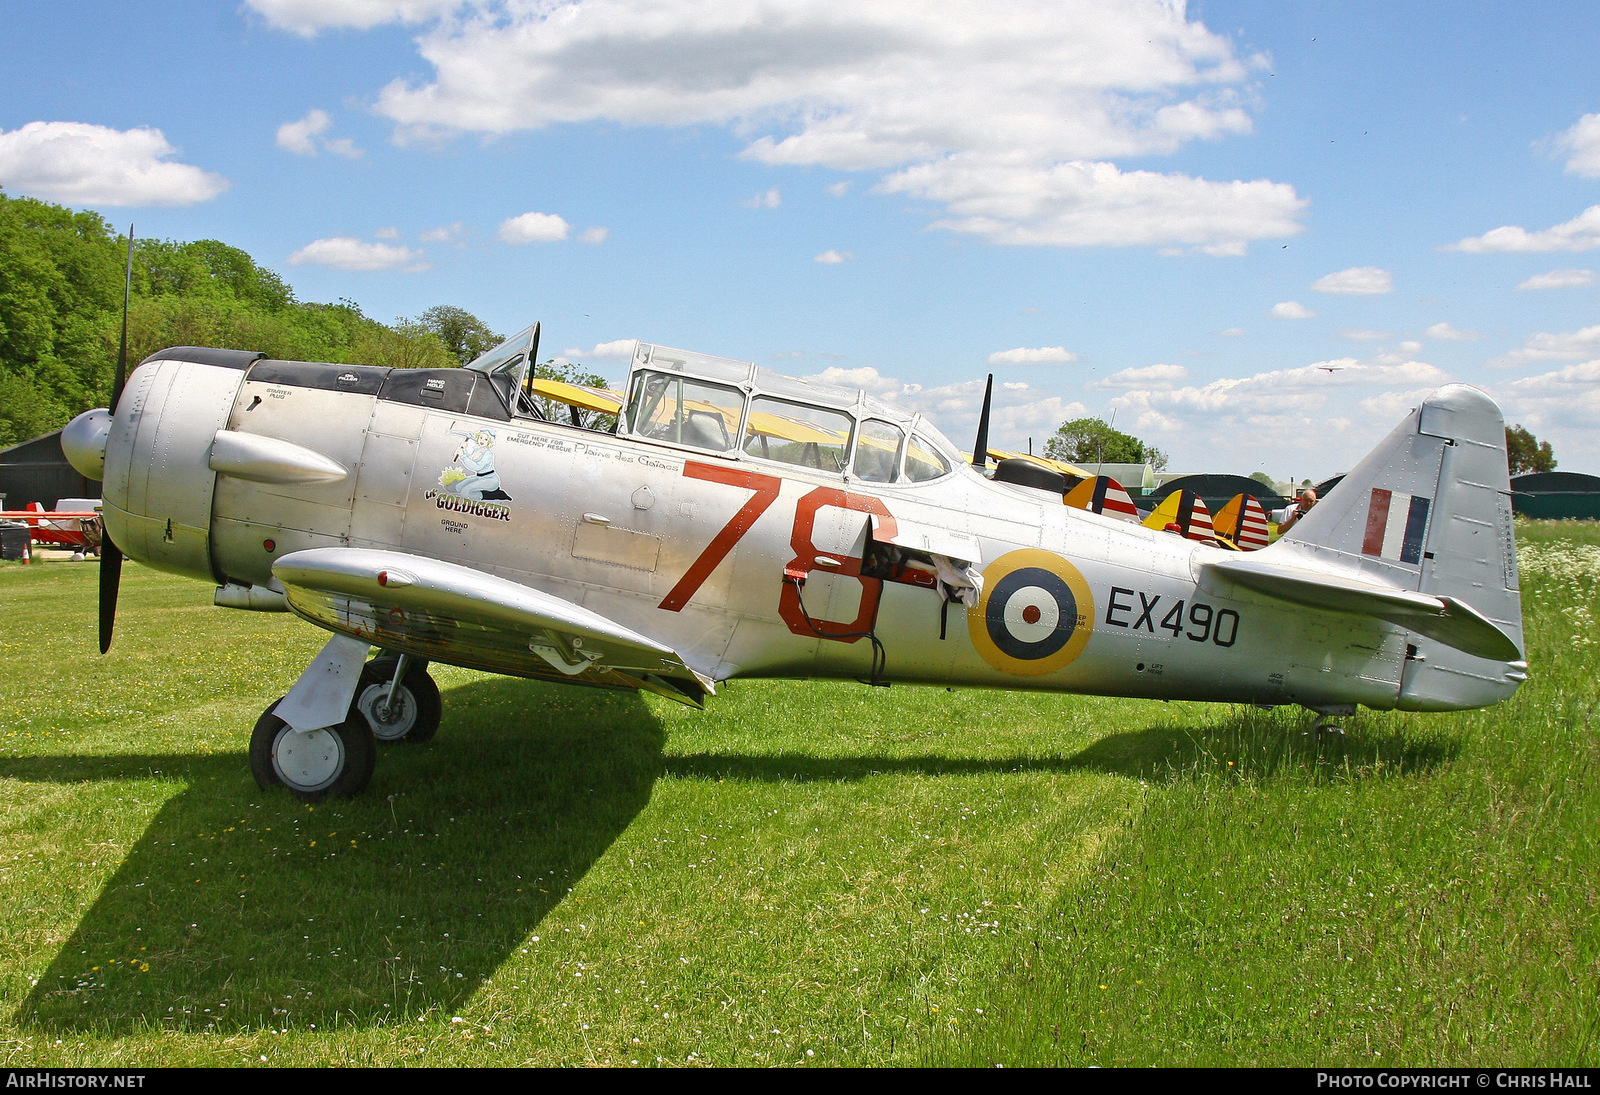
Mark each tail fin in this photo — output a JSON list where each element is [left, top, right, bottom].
[[1064, 475, 1141, 523], [1271, 384, 1524, 706], [1215, 493, 1271, 550], [1143, 489, 1213, 541]]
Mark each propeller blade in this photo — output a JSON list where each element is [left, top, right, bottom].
[[99, 225, 134, 654], [98, 537, 123, 654], [971, 373, 993, 470], [111, 224, 134, 412]]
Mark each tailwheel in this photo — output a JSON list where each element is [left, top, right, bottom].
[[250, 700, 377, 802], [353, 655, 442, 744]]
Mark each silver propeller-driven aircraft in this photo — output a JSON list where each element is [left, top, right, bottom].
[[59, 325, 1527, 801]]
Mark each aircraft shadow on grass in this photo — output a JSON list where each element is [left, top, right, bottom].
[[3, 678, 1456, 1034]]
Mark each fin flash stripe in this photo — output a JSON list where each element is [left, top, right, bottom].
[[1362, 488, 1430, 565]]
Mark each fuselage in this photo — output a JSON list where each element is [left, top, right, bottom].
[[92, 348, 1513, 714]]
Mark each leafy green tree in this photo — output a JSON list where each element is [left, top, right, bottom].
[[420, 305, 503, 366], [532, 358, 617, 429], [1249, 471, 1279, 491], [1044, 417, 1168, 471], [0, 192, 123, 445], [1505, 424, 1555, 475], [350, 317, 456, 370], [0, 190, 509, 445]]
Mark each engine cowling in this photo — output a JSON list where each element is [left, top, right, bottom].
[[80, 358, 246, 583]]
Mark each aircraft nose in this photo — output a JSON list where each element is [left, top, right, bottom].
[[61, 408, 113, 480]]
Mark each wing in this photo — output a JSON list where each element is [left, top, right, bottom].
[[272, 547, 712, 707], [1199, 553, 1520, 661]]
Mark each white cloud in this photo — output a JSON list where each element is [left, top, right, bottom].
[[1555, 113, 1600, 179], [337, 1, 1302, 252], [276, 108, 363, 158], [563, 339, 637, 360], [806, 365, 1085, 450], [498, 211, 570, 244], [374, 226, 400, 239], [986, 346, 1078, 365], [579, 226, 609, 244], [419, 221, 464, 243], [879, 156, 1304, 250], [1517, 268, 1595, 291], [744, 187, 781, 209], [1339, 328, 1391, 342], [276, 108, 330, 155], [246, 0, 466, 35], [1219, 326, 1244, 337], [1109, 352, 1449, 451], [1311, 266, 1392, 294], [1357, 388, 1435, 422], [1447, 205, 1600, 253], [1270, 301, 1315, 319], [286, 236, 429, 271], [323, 137, 364, 159], [1424, 322, 1479, 341], [814, 250, 852, 264], [1488, 325, 1600, 369], [1492, 359, 1600, 467], [0, 121, 227, 206], [1090, 363, 1190, 390], [826, 181, 852, 197]]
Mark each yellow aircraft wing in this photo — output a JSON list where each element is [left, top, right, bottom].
[[963, 449, 1089, 478], [528, 377, 625, 415], [746, 411, 846, 445]]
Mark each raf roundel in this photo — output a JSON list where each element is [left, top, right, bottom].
[[969, 549, 1095, 676]]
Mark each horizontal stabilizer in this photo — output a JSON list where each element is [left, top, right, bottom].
[[273, 547, 712, 706], [1200, 553, 1521, 662]]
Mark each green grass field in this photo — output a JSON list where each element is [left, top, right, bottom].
[[0, 522, 1595, 1067]]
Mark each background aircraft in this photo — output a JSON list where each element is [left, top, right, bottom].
[[59, 326, 1526, 801], [0, 500, 103, 556]]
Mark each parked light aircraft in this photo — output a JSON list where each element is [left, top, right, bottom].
[[0, 501, 103, 554], [59, 325, 1526, 801]]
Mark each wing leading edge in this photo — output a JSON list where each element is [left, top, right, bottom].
[[272, 547, 713, 707]]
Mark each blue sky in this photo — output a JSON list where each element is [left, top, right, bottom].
[[2, 0, 1597, 480]]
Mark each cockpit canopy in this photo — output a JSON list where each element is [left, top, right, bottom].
[[619, 341, 960, 484], [464, 323, 541, 418], [461, 328, 962, 483]]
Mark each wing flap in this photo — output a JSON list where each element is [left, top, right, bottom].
[[1200, 553, 1521, 661], [272, 547, 712, 706]]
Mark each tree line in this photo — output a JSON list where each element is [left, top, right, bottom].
[[0, 190, 603, 448]]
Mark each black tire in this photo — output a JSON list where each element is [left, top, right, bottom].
[[249, 700, 377, 802], [352, 656, 442, 744]]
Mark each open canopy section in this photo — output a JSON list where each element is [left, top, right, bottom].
[[464, 323, 541, 413]]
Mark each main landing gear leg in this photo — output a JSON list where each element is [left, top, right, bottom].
[[250, 634, 377, 802], [1305, 704, 1356, 737], [353, 653, 442, 744]]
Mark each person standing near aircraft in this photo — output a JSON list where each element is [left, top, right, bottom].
[[1277, 486, 1317, 533]]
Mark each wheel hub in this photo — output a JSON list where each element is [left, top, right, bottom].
[[357, 683, 416, 741], [272, 726, 345, 792]]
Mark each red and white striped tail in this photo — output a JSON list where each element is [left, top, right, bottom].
[[1236, 495, 1270, 550], [1184, 494, 1214, 541], [1064, 475, 1141, 523]]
